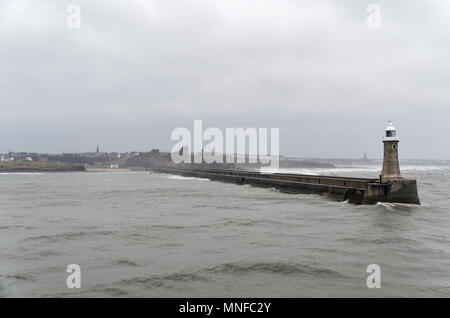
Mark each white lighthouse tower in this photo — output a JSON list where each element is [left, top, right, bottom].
[[381, 121, 401, 182]]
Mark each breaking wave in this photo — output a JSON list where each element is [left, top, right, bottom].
[[375, 202, 421, 211], [168, 175, 209, 181], [262, 165, 449, 176]]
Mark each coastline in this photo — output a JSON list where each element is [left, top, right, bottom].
[[0, 162, 85, 173]]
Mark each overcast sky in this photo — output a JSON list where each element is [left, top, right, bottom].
[[1, 0, 449, 159]]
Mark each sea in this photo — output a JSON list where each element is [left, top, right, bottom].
[[1, 162, 449, 297]]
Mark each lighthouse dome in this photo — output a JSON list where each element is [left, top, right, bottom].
[[384, 121, 399, 141]]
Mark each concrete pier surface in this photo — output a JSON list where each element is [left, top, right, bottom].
[[153, 167, 421, 205]]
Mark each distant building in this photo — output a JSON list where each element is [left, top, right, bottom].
[[96, 145, 100, 153], [110, 164, 119, 169], [25, 157, 33, 162]]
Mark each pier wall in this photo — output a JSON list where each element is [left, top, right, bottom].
[[154, 168, 420, 205]]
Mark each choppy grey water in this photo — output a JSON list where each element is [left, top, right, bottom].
[[1, 164, 449, 297]]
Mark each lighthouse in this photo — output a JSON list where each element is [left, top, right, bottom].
[[381, 121, 401, 182]]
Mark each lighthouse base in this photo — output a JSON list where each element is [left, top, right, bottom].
[[363, 179, 421, 205]]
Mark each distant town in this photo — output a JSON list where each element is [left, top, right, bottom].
[[0, 146, 163, 172], [1, 146, 140, 167], [1, 147, 448, 173], [0, 146, 339, 172]]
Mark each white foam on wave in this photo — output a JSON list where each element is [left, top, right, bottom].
[[168, 175, 209, 181], [376, 202, 396, 210], [260, 166, 380, 175], [261, 164, 449, 176], [376, 202, 421, 210], [400, 165, 449, 172]]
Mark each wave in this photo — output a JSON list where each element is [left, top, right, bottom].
[[401, 165, 449, 172], [92, 287, 129, 297], [111, 258, 140, 267], [0, 172, 43, 175], [168, 175, 209, 181], [79, 284, 130, 297], [375, 202, 421, 211], [132, 224, 186, 230], [262, 165, 449, 176], [219, 217, 285, 227], [0, 273, 35, 282], [260, 168, 321, 175], [339, 235, 419, 245], [117, 272, 208, 289], [261, 167, 380, 175], [203, 262, 345, 278], [37, 250, 61, 257], [24, 230, 115, 243], [113, 261, 344, 291]]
